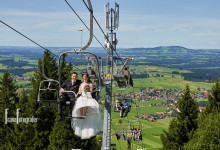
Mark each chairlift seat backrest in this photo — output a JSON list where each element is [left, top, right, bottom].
[[113, 74, 127, 87], [38, 80, 59, 108]]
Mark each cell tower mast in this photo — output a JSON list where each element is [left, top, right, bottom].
[[102, 2, 119, 150]]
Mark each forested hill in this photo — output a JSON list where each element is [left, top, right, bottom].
[[118, 46, 220, 70], [1, 46, 220, 70], [1, 46, 220, 69]]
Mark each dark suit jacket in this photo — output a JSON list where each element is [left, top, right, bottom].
[[61, 79, 82, 96]]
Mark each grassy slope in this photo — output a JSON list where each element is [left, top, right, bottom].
[[111, 104, 170, 150], [109, 65, 212, 150]]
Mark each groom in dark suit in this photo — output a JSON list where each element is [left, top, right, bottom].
[[57, 72, 82, 121]]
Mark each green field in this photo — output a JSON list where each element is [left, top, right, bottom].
[[0, 63, 7, 69], [107, 65, 213, 150], [108, 97, 175, 150], [129, 65, 212, 91], [15, 80, 31, 87], [23, 71, 35, 77], [0, 58, 213, 91], [110, 102, 171, 150]]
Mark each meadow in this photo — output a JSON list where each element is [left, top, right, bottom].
[[110, 101, 171, 150], [108, 65, 212, 150], [113, 65, 212, 94]]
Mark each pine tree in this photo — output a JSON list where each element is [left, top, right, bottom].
[[60, 53, 73, 83], [49, 119, 102, 150], [29, 50, 74, 149], [184, 112, 220, 150], [160, 85, 199, 150], [28, 50, 58, 149], [0, 71, 19, 149], [0, 71, 18, 110], [17, 88, 29, 111], [185, 81, 220, 149], [13, 89, 35, 149], [205, 80, 220, 113], [48, 120, 77, 149], [177, 85, 199, 137], [78, 135, 102, 150]]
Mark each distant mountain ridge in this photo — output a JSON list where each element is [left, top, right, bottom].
[[117, 46, 220, 70], [0, 45, 220, 70]]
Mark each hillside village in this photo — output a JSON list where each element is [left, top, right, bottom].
[[11, 76, 31, 81], [114, 87, 209, 121]]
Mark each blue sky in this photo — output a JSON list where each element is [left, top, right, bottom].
[[1, 0, 220, 49]]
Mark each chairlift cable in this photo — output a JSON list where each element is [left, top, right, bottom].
[[0, 20, 88, 72], [0, 20, 58, 58], [64, 0, 109, 55]]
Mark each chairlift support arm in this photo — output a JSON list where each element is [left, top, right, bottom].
[[65, 0, 93, 52]]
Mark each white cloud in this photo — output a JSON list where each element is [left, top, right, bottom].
[[119, 11, 220, 35], [191, 32, 218, 36], [60, 24, 85, 32], [0, 10, 95, 32], [0, 10, 90, 20], [169, 18, 220, 30], [209, 41, 220, 46], [120, 12, 173, 22], [33, 21, 61, 28]]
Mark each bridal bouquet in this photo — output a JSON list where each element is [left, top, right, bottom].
[[84, 84, 91, 98], [84, 84, 91, 93]]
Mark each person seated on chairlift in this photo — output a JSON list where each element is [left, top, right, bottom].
[[57, 72, 82, 121], [120, 98, 131, 118], [116, 100, 122, 110]]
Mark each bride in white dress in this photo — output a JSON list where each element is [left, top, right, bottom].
[[71, 73, 102, 139]]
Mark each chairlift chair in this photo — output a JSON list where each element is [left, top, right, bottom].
[[37, 50, 61, 107], [114, 99, 123, 112], [113, 88, 132, 112], [37, 79, 59, 107], [38, 50, 102, 113], [85, 56, 105, 87], [56, 51, 102, 119], [129, 122, 143, 141], [58, 51, 102, 102], [113, 58, 134, 88]]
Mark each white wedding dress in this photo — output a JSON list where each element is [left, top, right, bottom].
[[71, 82, 102, 139]]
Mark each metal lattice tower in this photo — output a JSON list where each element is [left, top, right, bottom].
[[102, 2, 119, 150]]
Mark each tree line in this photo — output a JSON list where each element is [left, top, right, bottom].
[[181, 68, 220, 83], [0, 68, 36, 77], [131, 73, 150, 78]]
